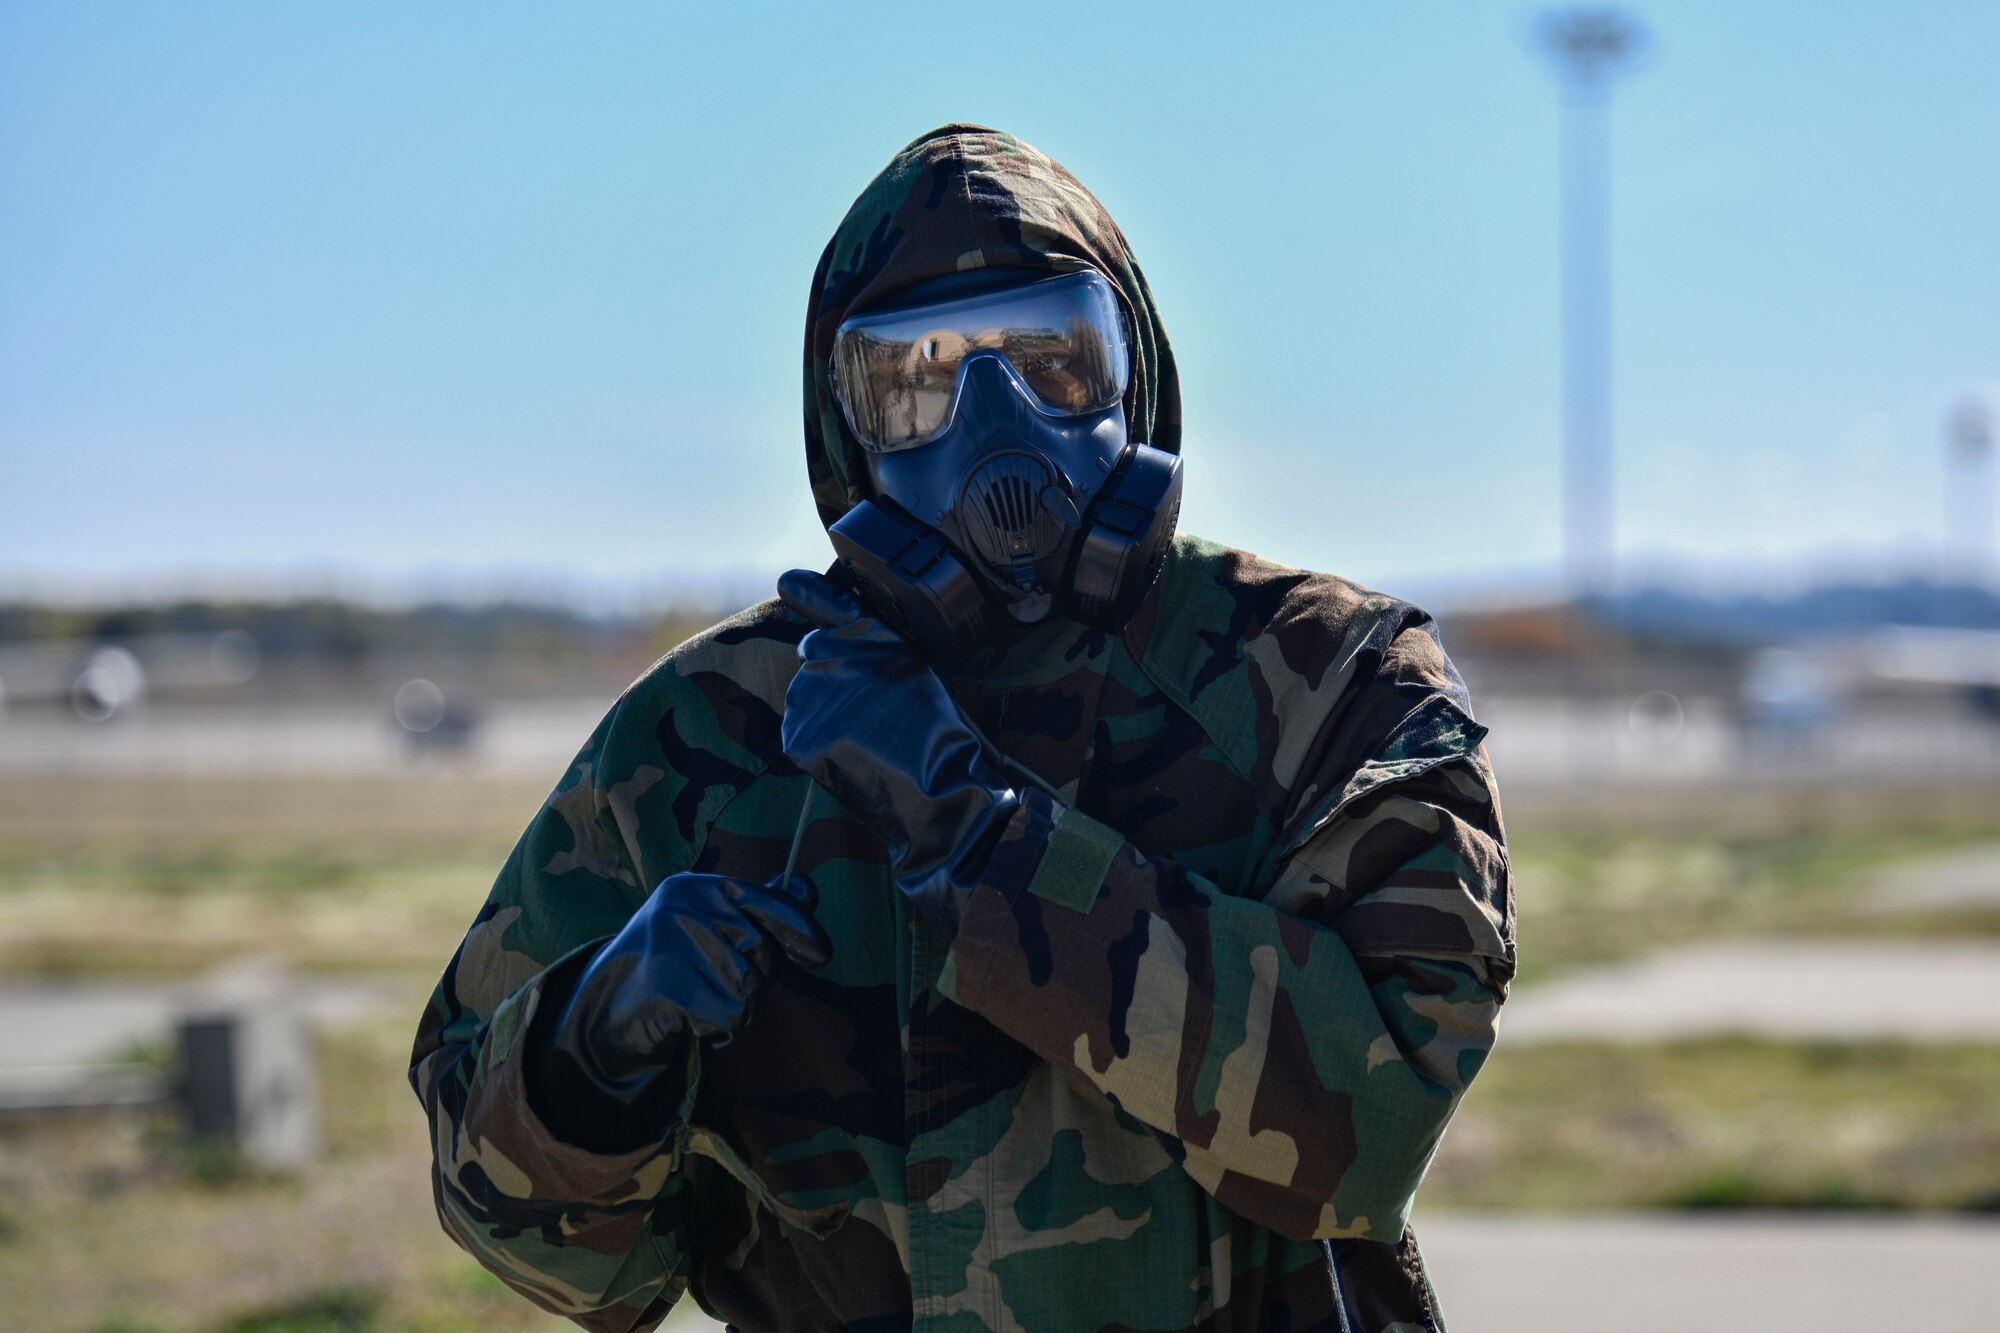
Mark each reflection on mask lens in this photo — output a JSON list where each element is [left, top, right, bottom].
[[831, 271, 1129, 452]]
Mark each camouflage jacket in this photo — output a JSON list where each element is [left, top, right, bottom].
[[411, 124, 1513, 1331], [409, 531, 1515, 1333]]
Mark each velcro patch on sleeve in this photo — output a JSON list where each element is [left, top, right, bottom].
[[1025, 800, 1126, 913]]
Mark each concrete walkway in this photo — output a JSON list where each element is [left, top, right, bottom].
[[12, 696, 2000, 786], [6, 936, 1999, 1080], [1860, 839, 2000, 912], [1417, 1212, 2000, 1332], [656, 1213, 2000, 1332], [0, 974, 385, 1068], [1499, 939, 2000, 1043]]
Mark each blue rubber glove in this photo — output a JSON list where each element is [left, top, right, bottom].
[[525, 869, 829, 1152], [777, 568, 1021, 941]]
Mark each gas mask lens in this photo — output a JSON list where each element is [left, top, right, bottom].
[[831, 270, 1130, 452]]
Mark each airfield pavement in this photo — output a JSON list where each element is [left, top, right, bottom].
[[3, 695, 1999, 787]]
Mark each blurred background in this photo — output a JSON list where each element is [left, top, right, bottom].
[[3, 3, 1997, 1330]]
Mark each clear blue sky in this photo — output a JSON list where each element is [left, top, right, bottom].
[[4, 2, 1996, 606]]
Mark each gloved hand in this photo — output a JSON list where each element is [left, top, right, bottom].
[[525, 870, 829, 1151], [777, 567, 1021, 941]]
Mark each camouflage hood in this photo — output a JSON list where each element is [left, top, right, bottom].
[[802, 123, 1182, 531]]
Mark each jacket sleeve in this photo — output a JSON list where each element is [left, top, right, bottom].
[[937, 681, 1514, 1244], [407, 706, 700, 1333]]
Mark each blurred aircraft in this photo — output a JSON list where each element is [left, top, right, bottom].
[[0, 631, 258, 720], [1739, 626, 2000, 738], [390, 676, 481, 757]]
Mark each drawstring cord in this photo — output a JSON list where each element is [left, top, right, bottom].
[[783, 782, 816, 887], [961, 715, 1066, 803]]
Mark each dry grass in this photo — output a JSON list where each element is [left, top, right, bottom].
[[0, 1001, 558, 1333], [0, 776, 546, 980], [4, 775, 1997, 986], [1504, 785, 2000, 983], [0, 778, 726, 1330], [1427, 1037, 2000, 1213], [0, 996, 723, 1333]]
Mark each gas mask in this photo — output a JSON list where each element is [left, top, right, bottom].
[[825, 268, 1182, 660]]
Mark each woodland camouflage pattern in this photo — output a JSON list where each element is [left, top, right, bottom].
[[411, 125, 1515, 1332]]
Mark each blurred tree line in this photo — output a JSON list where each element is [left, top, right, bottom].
[[0, 598, 724, 699]]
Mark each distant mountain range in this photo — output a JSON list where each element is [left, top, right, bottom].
[[1587, 579, 2000, 645], [5, 578, 1999, 661]]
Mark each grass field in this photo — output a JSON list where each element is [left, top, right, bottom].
[[1501, 784, 2000, 983], [0, 1001, 722, 1333], [0, 774, 1996, 1330], [6, 1012, 1994, 1332], [0, 776, 545, 978], [4, 775, 1996, 984], [7, 1009, 1995, 1333], [1425, 1037, 2000, 1213]]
